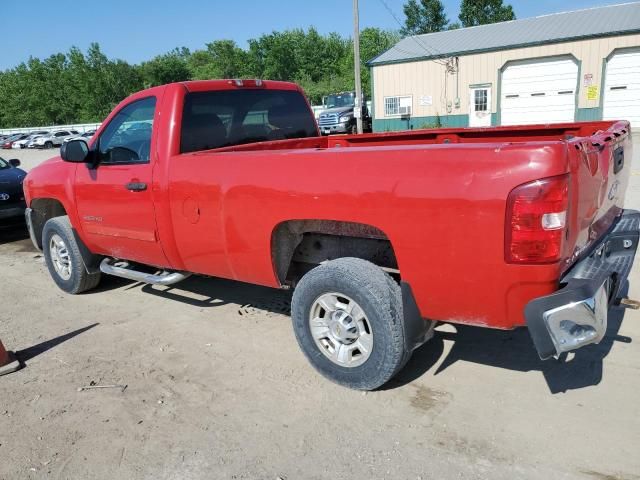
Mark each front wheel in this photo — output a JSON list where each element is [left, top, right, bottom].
[[42, 216, 101, 294], [291, 258, 409, 390], [44, 141, 53, 149]]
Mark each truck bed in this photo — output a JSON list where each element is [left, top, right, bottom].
[[167, 120, 631, 329], [209, 121, 628, 152]]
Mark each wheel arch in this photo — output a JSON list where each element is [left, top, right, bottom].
[[270, 219, 400, 287], [29, 197, 68, 249], [30, 198, 101, 273]]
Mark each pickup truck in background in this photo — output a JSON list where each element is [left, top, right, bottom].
[[23, 79, 638, 390], [317, 91, 372, 135]]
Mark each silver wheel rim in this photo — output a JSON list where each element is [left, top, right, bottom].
[[49, 234, 72, 281], [309, 293, 373, 368]]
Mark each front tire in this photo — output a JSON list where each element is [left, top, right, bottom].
[[291, 258, 409, 390], [44, 141, 53, 149], [42, 216, 101, 294]]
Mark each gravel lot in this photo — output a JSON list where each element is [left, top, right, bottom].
[[1, 147, 56, 172], [1, 142, 640, 480]]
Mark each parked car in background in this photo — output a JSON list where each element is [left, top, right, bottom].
[[317, 91, 372, 135], [63, 130, 96, 144], [33, 130, 79, 149], [0, 156, 26, 220], [27, 136, 44, 148], [13, 132, 49, 149], [2, 133, 29, 149]]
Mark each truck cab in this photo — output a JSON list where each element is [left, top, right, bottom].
[[317, 91, 372, 135]]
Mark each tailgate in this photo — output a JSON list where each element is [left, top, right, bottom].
[[564, 121, 633, 270]]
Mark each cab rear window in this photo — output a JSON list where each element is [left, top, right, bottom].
[[180, 89, 318, 153]]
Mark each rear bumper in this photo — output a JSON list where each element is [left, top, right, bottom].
[[525, 209, 640, 359], [320, 124, 350, 135]]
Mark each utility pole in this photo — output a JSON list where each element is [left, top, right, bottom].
[[353, 0, 363, 134]]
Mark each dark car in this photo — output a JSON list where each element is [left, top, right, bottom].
[[0, 156, 27, 220]]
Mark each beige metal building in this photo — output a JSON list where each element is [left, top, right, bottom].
[[368, 2, 640, 131]]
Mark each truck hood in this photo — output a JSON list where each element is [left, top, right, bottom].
[[320, 106, 354, 117]]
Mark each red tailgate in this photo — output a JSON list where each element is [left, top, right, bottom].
[[563, 121, 633, 271]]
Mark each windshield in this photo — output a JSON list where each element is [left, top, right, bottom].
[[0, 157, 9, 170], [325, 92, 355, 109]]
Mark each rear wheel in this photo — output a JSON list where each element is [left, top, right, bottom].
[[42, 216, 101, 294], [291, 258, 409, 390]]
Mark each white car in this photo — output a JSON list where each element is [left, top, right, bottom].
[[63, 130, 96, 145], [13, 132, 49, 149], [33, 130, 79, 149]]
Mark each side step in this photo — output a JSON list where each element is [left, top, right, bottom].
[[100, 258, 190, 286]]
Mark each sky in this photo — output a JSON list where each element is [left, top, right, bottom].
[[0, 0, 631, 70]]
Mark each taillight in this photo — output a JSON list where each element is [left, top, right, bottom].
[[505, 174, 569, 264]]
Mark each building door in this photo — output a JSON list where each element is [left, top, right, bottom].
[[500, 58, 578, 126], [469, 86, 492, 127], [603, 50, 640, 127]]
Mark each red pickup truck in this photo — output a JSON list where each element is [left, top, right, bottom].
[[23, 79, 638, 390]]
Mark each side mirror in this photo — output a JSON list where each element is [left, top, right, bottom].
[[8, 159, 20, 167], [61, 139, 89, 163]]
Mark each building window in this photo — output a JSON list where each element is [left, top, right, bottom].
[[384, 96, 412, 116], [474, 89, 488, 112]]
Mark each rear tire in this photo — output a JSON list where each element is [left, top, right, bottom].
[[42, 216, 101, 294], [291, 257, 409, 390]]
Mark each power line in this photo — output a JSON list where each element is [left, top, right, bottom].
[[376, 0, 450, 66]]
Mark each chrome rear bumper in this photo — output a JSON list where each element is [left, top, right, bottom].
[[526, 210, 639, 359]]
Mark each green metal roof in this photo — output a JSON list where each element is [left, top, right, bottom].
[[369, 2, 640, 66]]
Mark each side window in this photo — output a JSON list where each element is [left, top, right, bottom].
[[98, 97, 156, 165], [474, 89, 488, 112]]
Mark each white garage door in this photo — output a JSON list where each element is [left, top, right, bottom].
[[500, 58, 578, 126], [603, 50, 640, 127]]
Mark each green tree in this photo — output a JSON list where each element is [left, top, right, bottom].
[[0, 43, 143, 128], [458, 0, 516, 27], [0, 28, 404, 127], [140, 48, 191, 87], [401, 0, 449, 35], [187, 40, 250, 80]]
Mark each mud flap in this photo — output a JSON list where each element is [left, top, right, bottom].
[[401, 281, 434, 351]]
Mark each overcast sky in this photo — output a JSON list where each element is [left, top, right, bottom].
[[0, 0, 631, 70]]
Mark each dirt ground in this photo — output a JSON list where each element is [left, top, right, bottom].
[[1, 143, 640, 480]]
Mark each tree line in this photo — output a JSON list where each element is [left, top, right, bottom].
[[402, 0, 515, 34], [0, 0, 515, 129]]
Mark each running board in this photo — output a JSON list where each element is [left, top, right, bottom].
[[99, 258, 190, 286]]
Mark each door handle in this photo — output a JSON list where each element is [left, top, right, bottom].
[[126, 182, 147, 192]]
